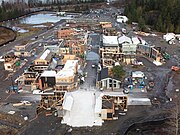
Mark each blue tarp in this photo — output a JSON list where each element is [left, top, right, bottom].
[[9, 86, 18, 91]]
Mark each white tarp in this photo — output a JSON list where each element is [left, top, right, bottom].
[[117, 15, 128, 23], [41, 70, 56, 77], [131, 36, 141, 45], [118, 35, 132, 44], [153, 61, 162, 66], [163, 33, 175, 41], [40, 49, 50, 60], [63, 95, 74, 111], [95, 96, 102, 113], [62, 90, 103, 127]]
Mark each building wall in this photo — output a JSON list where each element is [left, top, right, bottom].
[[56, 75, 74, 84], [100, 46, 121, 57], [14, 51, 30, 57], [122, 43, 137, 54], [23, 72, 38, 85], [60, 47, 70, 54], [4, 58, 18, 71], [33, 65, 48, 73], [56, 83, 77, 91], [62, 55, 76, 65], [15, 44, 27, 51], [44, 40, 64, 54], [100, 22, 112, 28], [123, 55, 135, 65], [101, 78, 121, 90], [44, 45, 60, 54], [41, 77, 56, 89], [34, 59, 49, 65], [71, 45, 85, 55], [56, 75, 77, 91], [151, 48, 161, 61], [137, 44, 152, 57], [4, 62, 15, 71], [58, 29, 75, 39]]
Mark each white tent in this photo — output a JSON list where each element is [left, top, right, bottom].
[[63, 95, 74, 111]]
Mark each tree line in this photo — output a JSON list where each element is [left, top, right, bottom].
[[124, 0, 180, 33], [0, 1, 30, 21]]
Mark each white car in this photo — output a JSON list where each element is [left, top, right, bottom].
[[92, 64, 95, 68], [133, 60, 143, 66], [137, 62, 143, 65]]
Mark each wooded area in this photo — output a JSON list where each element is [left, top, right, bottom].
[[124, 0, 180, 33], [0, 1, 29, 21]]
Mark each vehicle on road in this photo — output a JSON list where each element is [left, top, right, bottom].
[[123, 88, 129, 94], [132, 60, 144, 66], [92, 64, 95, 68]]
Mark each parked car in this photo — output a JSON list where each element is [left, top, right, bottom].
[[92, 64, 95, 68], [123, 88, 129, 94], [132, 60, 143, 66]]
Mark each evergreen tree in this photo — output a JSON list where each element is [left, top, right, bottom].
[[138, 16, 145, 31], [124, 0, 180, 33]]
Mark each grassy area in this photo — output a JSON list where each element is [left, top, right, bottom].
[[16, 22, 51, 39], [16, 27, 41, 40]]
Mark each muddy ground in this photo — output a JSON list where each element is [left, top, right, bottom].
[[0, 27, 16, 46]]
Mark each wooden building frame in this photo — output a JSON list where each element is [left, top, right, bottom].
[[37, 91, 66, 115], [101, 95, 128, 120]]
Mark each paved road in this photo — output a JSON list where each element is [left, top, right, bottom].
[[81, 33, 100, 88]]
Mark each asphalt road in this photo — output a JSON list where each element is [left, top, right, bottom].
[[81, 33, 100, 88]]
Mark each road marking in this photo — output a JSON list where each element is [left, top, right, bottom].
[[4, 93, 12, 101]]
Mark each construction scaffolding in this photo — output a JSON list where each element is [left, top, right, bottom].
[[101, 95, 128, 120], [37, 91, 66, 116]]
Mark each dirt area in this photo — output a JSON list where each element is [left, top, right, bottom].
[[0, 125, 18, 135], [0, 27, 16, 46], [0, 112, 25, 135], [125, 120, 171, 135], [171, 73, 180, 91]]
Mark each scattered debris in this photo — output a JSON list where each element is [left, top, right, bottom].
[[13, 101, 32, 107], [8, 111, 15, 115], [24, 116, 28, 121]]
